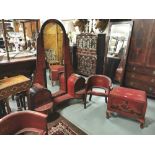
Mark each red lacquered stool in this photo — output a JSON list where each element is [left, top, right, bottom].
[[106, 87, 147, 128]]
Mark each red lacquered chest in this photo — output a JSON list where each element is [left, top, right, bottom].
[[107, 87, 147, 128]]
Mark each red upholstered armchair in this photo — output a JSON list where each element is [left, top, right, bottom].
[[84, 75, 112, 109], [0, 110, 48, 135]]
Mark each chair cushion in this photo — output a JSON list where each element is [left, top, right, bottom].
[[34, 102, 53, 113], [87, 90, 109, 96]]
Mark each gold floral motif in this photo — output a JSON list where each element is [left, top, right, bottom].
[[111, 101, 142, 117]]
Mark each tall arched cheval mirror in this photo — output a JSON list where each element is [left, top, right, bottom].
[[105, 21, 133, 85], [34, 19, 74, 97], [33, 19, 86, 107]]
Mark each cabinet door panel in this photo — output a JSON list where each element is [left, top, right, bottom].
[[146, 20, 155, 67], [128, 20, 153, 65], [124, 20, 155, 97]]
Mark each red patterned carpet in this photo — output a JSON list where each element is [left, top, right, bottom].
[[48, 113, 86, 135]]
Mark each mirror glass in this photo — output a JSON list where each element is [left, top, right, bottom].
[[105, 21, 133, 84], [43, 22, 64, 93]]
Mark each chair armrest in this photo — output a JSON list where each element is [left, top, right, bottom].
[[0, 111, 48, 135]]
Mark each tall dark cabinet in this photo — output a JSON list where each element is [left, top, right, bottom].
[[123, 19, 155, 97], [70, 45, 77, 71], [76, 33, 106, 76]]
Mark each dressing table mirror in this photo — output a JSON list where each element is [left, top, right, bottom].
[[105, 21, 133, 85]]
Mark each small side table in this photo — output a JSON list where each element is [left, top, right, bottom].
[[0, 75, 31, 113], [106, 87, 147, 128]]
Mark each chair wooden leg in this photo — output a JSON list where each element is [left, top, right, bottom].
[[16, 96, 22, 111], [82, 95, 85, 102], [0, 100, 7, 116], [105, 96, 107, 103], [5, 99, 11, 114], [12, 95, 15, 100], [26, 90, 31, 110], [84, 103, 86, 109], [84, 95, 87, 109], [21, 94, 26, 110], [89, 94, 92, 101], [19, 96, 24, 109]]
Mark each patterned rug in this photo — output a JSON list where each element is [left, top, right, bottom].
[[48, 115, 86, 135]]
